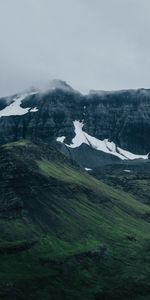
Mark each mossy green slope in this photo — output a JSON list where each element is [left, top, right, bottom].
[[0, 141, 150, 300]]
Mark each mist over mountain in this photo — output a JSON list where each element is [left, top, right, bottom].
[[1, 0, 150, 298], [0, 82, 150, 168]]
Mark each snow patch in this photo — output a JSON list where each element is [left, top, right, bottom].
[[30, 107, 39, 112], [0, 92, 38, 118], [56, 120, 149, 161], [118, 147, 148, 160], [65, 121, 125, 159], [56, 136, 66, 143], [85, 168, 92, 171], [124, 170, 131, 173]]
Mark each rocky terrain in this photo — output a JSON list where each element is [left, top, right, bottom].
[[0, 82, 150, 169]]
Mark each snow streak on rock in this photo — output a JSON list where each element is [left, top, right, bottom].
[[0, 92, 38, 117], [57, 120, 149, 161]]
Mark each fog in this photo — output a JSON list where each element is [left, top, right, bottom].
[[0, 0, 150, 96]]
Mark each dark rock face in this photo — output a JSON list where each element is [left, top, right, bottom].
[[57, 143, 120, 169], [0, 90, 83, 145], [85, 89, 150, 154], [0, 87, 150, 166]]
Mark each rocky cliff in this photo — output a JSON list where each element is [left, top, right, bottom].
[[0, 82, 150, 168]]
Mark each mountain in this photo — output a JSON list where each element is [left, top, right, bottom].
[[0, 140, 150, 300], [0, 84, 150, 169], [1, 83, 150, 299]]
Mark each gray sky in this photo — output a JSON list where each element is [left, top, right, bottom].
[[1, 0, 150, 96]]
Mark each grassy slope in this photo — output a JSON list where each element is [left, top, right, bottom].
[[0, 141, 150, 300], [93, 163, 150, 205]]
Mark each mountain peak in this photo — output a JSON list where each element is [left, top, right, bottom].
[[48, 79, 74, 93]]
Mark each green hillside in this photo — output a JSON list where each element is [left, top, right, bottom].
[[0, 141, 150, 300]]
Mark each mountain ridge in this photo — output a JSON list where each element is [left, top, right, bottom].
[[0, 83, 150, 168]]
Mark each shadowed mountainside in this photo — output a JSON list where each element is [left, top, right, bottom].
[[0, 140, 150, 299]]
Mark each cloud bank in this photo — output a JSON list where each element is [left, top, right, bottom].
[[0, 0, 150, 96]]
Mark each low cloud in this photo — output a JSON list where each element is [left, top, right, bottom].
[[0, 0, 150, 97]]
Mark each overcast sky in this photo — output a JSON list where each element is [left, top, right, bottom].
[[1, 0, 150, 96]]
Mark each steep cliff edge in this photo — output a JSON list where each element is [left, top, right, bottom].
[[0, 84, 150, 168]]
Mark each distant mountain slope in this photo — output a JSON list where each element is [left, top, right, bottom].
[[0, 140, 150, 299], [0, 83, 150, 168], [93, 160, 150, 205]]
